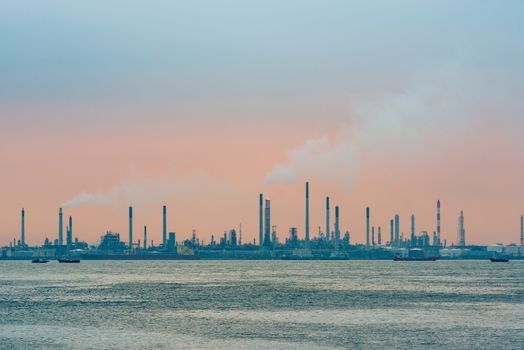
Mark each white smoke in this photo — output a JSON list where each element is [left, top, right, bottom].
[[61, 192, 117, 208], [60, 182, 154, 208], [60, 174, 223, 208], [263, 62, 494, 186]]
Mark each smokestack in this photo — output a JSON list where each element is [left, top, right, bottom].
[[372, 226, 375, 246], [259, 194, 264, 246], [334, 205, 340, 249], [378, 226, 382, 245], [394, 214, 400, 246], [411, 214, 416, 246], [437, 200, 441, 245], [239, 223, 242, 245], [305, 182, 310, 242], [458, 211, 465, 246], [326, 197, 330, 240], [129, 206, 133, 250], [21, 208, 25, 247], [67, 216, 72, 249], [366, 207, 370, 247], [264, 199, 271, 246], [144, 225, 147, 249], [162, 205, 167, 248], [58, 208, 63, 246], [390, 219, 394, 245], [521, 215, 523, 246]]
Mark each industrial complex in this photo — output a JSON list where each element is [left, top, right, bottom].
[[2, 182, 524, 260]]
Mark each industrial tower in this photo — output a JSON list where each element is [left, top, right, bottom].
[[457, 211, 466, 246], [259, 194, 263, 246], [325, 197, 330, 241], [305, 182, 310, 242], [366, 207, 370, 247], [520, 215, 524, 246]]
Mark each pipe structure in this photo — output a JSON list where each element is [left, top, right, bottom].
[[67, 216, 73, 249], [437, 200, 441, 245], [390, 219, 394, 245], [520, 215, 524, 246], [458, 211, 466, 246], [239, 223, 242, 245], [259, 194, 264, 246], [264, 200, 271, 247], [305, 182, 310, 242], [325, 197, 330, 241], [144, 225, 147, 249], [334, 206, 340, 249], [366, 207, 370, 247], [521, 215, 523, 246], [21, 208, 25, 247], [411, 214, 416, 246], [129, 206, 133, 250], [162, 205, 167, 248], [58, 208, 63, 246], [394, 214, 400, 246]]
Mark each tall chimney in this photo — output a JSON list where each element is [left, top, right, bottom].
[[325, 197, 330, 240], [394, 214, 400, 246], [372, 226, 375, 246], [259, 194, 264, 246], [264, 199, 271, 246], [67, 216, 73, 249], [129, 206, 133, 250], [305, 182, 310, 242], [21, 208, 25, 247], [334, 205, 340, 248], [366, 207, 370, 247], [162, 205, 167, 248], [521, 215, 523, 246], [437, 200, 441, 245], [58, 208, 63, 246], [411, 214, 416, 246], [239, 223, 242, 245], [458, 211, 465, 246], [390, 219, 394, 245], [144, 225, 147, 249], [378, 226, 382, 245]]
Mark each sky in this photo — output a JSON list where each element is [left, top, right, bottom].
[[1, 0, 524, 246]]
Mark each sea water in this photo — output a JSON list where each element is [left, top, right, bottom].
[[0, 260, 523, 349]]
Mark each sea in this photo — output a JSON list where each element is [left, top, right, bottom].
[[0, 260, 523, 349]]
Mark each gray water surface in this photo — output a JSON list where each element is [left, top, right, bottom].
[[1, 260, 523, 349]]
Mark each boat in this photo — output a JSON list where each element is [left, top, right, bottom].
[[393, 256, 439, 261], [490, 258, 509, 262], [58, 259, 80, 263], [32, 258, 49, 263]]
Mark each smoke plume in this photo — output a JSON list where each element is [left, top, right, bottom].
[[263, 63, 509, 186]]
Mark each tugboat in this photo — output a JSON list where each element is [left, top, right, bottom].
[[58, 259, 80, 263], [490, 257, 509, 262], [393, 256, 439, 261], [32, 258, 49, 263]]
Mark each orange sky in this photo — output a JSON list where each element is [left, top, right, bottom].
[[1, 98, 523, 247]]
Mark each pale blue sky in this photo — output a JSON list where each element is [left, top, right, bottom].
[[1, 0, 523, 107]]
